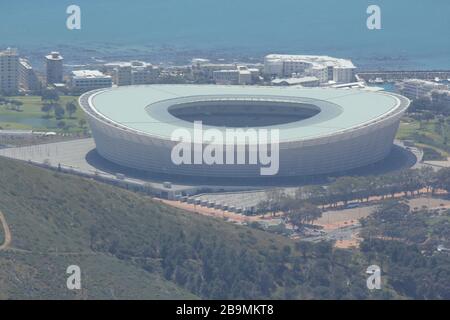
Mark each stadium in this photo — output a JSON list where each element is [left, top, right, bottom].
[[79, 85, 410, 178]]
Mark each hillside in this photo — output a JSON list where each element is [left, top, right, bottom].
[[13, 155, 450, 299], [4, 155, 450, 300], [0, 156, 383, 299], [0, 157, 195, 299]]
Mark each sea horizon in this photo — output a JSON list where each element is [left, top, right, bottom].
[[1, 0, 450, 70]]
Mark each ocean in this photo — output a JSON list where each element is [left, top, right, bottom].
[[1, 0, 450, 69]]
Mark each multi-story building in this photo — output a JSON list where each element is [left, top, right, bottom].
[[213, 66, 255, 85], [237, 66, 252, 85], [306, 65, 328, 84], [431, 89, 450, 108], [0, 48, 19, 94], [193, 63, 237, 79], [45, 51, 64, 85], [333, 66, 355, 84], [129, 63, 159, 85], [396, 79, 448, 100], [213, 70, 239, 85], [264, 54, 356, 84], [191, 59, 262, 83], [248, 68, 261, 82], [70, 70, 112, 93], [114, 65, 133, 86], [107, 61, 159, 86], [19, 58, 41, 92]]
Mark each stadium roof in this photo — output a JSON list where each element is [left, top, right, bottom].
[[85, 85, 408, 142]]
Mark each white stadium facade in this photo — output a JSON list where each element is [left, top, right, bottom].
[[79, 85, 410, 178]]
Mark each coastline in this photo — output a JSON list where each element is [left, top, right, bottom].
[[5, 42, 449, 73]]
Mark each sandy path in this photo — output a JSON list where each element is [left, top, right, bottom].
[[334, 235, 362, 249], [0, 211, 12, 250]]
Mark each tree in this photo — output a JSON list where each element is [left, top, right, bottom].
[[10, 99, 23, 111], [41, 89, 60, 103], [54, 104, 65, 120], [409, 96, 432, 113], [57, 120, 66, 130], [421, 111, 434, 122], [261, 188, 289, 217], [434, 167, 450, 192], [327, 177, 359, 206], [66, 101, 77, 118], [298, 185, 327, 206], [41, 104, 53, 118], [286, 201, 322, 230], [417, 166, 436, 194]]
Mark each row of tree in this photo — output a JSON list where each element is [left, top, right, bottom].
[[257, 167, 450, 229], [41, 101, 77, 120], [40, 88, 78, 120], [257, 192, 323, 230], [0, 96, 24, 111], [297, 167, 450, 208], [408, 93, 450, 116]]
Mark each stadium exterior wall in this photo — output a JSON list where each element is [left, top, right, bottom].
[[80, 88, 409, 178]]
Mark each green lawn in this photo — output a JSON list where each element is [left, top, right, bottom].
[[0, 95, 87, 133], [397, 116, 450, 158]]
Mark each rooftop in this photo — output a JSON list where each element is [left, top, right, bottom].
[[45, 51, 63, 61], [71, 70, 111, 79], [265, 54, 356, 69], [82, 85, 408, 143], [271, 77, 319, 85], [19, 58, 33, 70], [104, 61, 154, 69], [0, 48, 18, 56]]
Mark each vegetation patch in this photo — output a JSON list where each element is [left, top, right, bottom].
[[422, 146, 447, 161], [0, 92, 87, 134], [0, 156, 408, 300]]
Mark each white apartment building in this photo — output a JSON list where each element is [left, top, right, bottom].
[[70, 70, 112, 93], [45, 51, 64, 85], [115, 65, 132, 86], [19, 58, 41, 92], [248, 68, 261, 81], [306, 65, 328, 84], [213, 70, 239, 84], [237, 66, 252, 85], [264, 54, 356, 84], [333, 66, 355, 84], [213, 66, 255, 85], [195, 63, 237, 79], [397, 79, 448, 100], [108, 61, 159, 86], [131, 65, 159, 85], [0, 48, 19, 94], [191, 59, 262, 83]]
